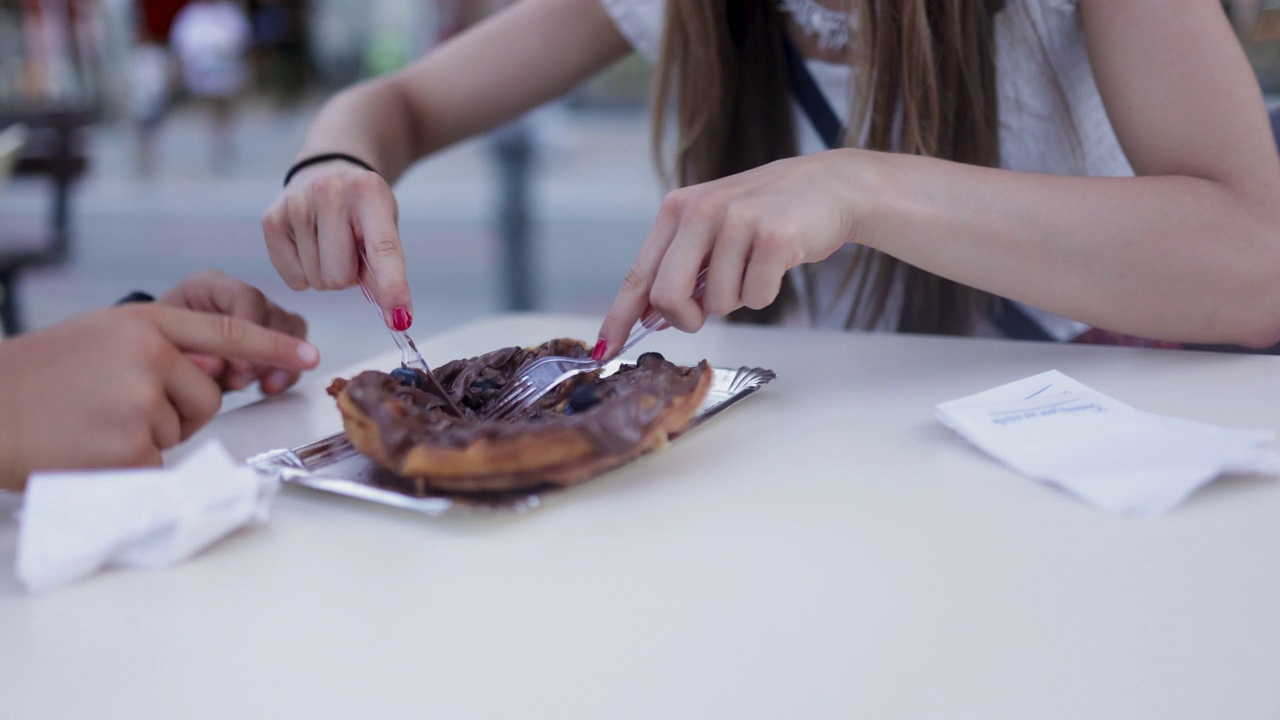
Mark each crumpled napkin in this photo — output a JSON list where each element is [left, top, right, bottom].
[[16, 441, 277, 593], [935, 370, 1280, 516]]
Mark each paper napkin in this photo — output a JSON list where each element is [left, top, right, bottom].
[[935, 370, 1280, 516], [16, 441, 277, 593]]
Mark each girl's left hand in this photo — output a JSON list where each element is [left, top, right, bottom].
[[594, 149, 866, 359]]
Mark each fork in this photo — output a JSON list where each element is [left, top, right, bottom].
[[486, 269, 708, 420]]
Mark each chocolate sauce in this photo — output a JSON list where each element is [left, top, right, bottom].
[[335, 340, 705, 461]]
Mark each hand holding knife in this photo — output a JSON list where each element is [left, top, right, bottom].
[[356, 248, 464, 417]]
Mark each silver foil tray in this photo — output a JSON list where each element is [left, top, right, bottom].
[[249, 365, 776, 515]]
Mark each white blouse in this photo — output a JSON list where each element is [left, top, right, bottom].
[[599, 0, 1135, 339]]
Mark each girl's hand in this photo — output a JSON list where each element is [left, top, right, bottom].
[[595, 150, 865, 358], [261, 161, 413, 330], [158, 270, 310, 395]]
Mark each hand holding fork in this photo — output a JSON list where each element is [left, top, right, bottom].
[[486, 269, 708, 419]]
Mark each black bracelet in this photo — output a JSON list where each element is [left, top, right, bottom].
[[283, 152, 378, 187], [115, 291, 155, 305]]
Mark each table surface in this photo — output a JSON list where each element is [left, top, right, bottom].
[[3, 314, 1279, 720]]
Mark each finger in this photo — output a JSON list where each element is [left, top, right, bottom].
[[317, 196, 359, 291], [650, 195, 724, 333], [703, 207, 754, 317], [224, 369, 257, 392], [186, 352, 227, 378], [263, 203, 309, 291], [134, 447, 165, 469], [289, 194, 323, 290], [146, 305, 321, 371], [354, 196, 413, 329], [596, 191, 686, 357], [259, 368, 300, 396], [740, 230, 792, 311], [164, 356, 224, 441], [262, 298, 309, 341], [148, 390, 183, 452], [203, 276, 272, 379]]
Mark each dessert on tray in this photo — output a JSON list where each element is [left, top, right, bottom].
[[327, 339, 712, 495]]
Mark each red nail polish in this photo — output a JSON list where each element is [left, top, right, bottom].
[[392, 307, 412, 332], [591, 339, 607, 361]]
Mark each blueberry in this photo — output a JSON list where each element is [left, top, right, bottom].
[[636, 351, 665, 365], [568, 384, 601, 413], [389, 367, 421, 389], [470, 378, 499, 392]]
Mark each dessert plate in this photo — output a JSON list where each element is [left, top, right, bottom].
[[249, 364, 775, 515]]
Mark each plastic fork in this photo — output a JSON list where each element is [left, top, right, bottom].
[[486, 269, 708, 420]]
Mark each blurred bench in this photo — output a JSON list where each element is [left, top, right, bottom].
[[0, 104, 92, 335]]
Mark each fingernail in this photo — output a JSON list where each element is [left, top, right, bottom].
[[591, 339, 607, 362], [298, 343, 320, 365], [392, 306, 412, 332], [264, 369, 293, 395]]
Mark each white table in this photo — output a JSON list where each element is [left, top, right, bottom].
[[4, 314, 1279, 719]]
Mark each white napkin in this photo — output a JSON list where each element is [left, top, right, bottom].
[[935, 370, 1280, 516], [16, 441, 277, 593]]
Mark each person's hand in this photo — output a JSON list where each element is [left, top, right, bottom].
[[594, 150, 863, 358], [158, 270, 309, 395], [0, 303, 321, 490], [261, 161, 414, 330]]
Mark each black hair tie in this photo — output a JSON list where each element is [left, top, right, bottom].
[[283, 153, 378, 187], [114, 291, 155, 305]]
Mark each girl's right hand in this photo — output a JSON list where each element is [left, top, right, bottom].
[[262, 161, 415, 331]]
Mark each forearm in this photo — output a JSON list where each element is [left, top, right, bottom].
[[855, 150, 1280, 346], [294, 0, 630, 185], [295, 79, 425, 183]]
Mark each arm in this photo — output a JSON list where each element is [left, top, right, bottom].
[[854, 0, 1280, 346], [264, 0, 632, 326], [597, 0, 1280, 352], [297, 0, 632, 182]]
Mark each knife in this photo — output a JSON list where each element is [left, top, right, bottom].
[[356, 250, 465, 417]]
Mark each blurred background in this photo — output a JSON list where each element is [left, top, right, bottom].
[[1, 0, 1279, 405]]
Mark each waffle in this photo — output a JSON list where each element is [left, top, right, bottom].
[[327, 339, 712, 495]]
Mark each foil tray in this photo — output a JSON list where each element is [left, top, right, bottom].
[[249, 364, 776, 515]]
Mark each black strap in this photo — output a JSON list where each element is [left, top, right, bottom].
[[781, 36, 1053, 342], [782, 36, 844, 150]]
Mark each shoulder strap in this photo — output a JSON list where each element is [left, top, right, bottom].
[[782, 36, 844, 150]]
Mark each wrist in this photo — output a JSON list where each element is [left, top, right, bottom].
[[283, 152, 378, 187], [837, 148, 903, 253]]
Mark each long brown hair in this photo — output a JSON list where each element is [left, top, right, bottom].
[[652, 0, 1004, 334]]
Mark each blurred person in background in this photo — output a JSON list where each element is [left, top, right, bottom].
[[170, 0, 251, 175], [262, 0, 1280, 358], [127, 28, 172, 177], [0, 271, 318, 492]]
